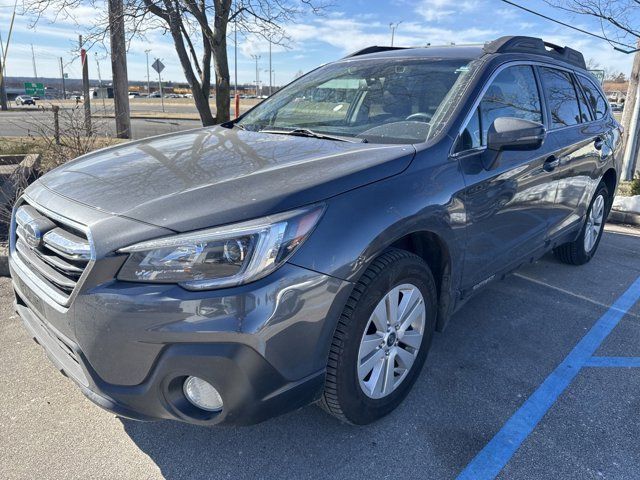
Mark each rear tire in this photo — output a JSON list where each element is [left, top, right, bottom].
[[554, 182, 609, 265], [319, 249, 437, 424]]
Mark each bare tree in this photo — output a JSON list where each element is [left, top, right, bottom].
[[544, 1, 640, 178], [25, 0, 326, 125], [543, 1, 640, 47]]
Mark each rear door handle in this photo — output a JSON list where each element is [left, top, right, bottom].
[[594, 137, 604, 150], [543, 155, 560, 172]]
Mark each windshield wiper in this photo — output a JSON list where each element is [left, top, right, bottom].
[[259, 128, 366, 143]]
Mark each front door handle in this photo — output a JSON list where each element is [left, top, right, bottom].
[[594, 137, 604, 150], [543, 155, 560, 172]]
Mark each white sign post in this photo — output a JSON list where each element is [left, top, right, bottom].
[[152, 59, 165, 112]]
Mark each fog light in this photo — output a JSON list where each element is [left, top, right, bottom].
[[183, 376, 223, 412]]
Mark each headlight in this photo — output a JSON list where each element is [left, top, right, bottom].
[[117, 205, 324, 290]]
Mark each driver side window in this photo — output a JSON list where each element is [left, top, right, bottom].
[[456, 65, 542, 153]]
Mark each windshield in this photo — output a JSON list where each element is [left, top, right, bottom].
[[237, 57, 477, 144]]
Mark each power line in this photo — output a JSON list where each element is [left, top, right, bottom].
[[499, 0, 638, 52]]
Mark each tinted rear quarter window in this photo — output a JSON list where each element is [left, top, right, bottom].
[[539, 67, 583, 128], [577, 75, 608, 120]]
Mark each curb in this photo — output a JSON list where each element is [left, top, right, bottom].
[[608, 209, 640, 226], [91, 115, 202, 121]]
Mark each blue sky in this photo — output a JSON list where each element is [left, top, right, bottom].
[[0, 0, 636, 84]]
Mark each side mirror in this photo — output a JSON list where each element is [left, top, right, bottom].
[[486, 117, 546, 152], [483, 117, 546, 170]]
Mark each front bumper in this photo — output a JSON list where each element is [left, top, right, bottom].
[[11, 258, 352, 425]]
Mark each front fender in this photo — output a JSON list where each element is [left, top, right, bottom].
[[288, 146, 467, 312]]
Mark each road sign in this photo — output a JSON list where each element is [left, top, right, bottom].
[[151, 59, 165, 74], [24, 82, 45, 96]]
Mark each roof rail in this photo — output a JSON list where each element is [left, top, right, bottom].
[[343, 46, 408, 58], [483, 36, 586, 70]]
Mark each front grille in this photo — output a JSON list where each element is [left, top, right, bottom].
[[12, 201, 92, 303]]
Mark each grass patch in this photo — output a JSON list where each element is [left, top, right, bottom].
[[0, 137, 45, 156]]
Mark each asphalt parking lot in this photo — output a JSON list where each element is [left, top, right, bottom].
[[1, 224, 639, 480]]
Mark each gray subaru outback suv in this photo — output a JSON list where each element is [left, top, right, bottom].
[[10, 36, 621, 425]]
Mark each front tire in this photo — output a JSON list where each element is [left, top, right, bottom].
[[320, 249, 437, 424], [554, 182, 609, 265]]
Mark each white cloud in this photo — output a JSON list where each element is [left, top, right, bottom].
[[415, 0, 478, 22]]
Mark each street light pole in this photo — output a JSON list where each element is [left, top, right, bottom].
[[59, 57, 66, 101], [30, 43, 37, 79], [389, 21, 402, 47], [95, 52, 106, 111], [268, 38, 272, 96], [251, 54, 261, 96], [145, 49, 151, 95]]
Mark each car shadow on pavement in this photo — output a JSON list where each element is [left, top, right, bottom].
[[119, 405, 388, 479]]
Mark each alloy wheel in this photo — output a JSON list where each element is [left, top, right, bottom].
[[584, 194, 605, 253], [357, 283, 426, 399]]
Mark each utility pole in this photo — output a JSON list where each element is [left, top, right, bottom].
[[0, 54, 7, 111], [0, 33, 7, 110], [0, 32, 6, 110], [251, 54, 260, 96], [234, 19, 238, 97], [145, 49, 151, 95], [622, 41, 640, 180], [59, 57, 66, 101], [389, 21, 402, 47], [30, 43, 37, 78], [108, 0, 132, 138], [80, 35, 92, 136]]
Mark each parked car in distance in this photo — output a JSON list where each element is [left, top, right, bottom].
[[148, 91, 162, 98], [15, 95, 35, 106], [611, 103, 623, 112], [10, 36, 622, 426], [128, 92, 140, 98]]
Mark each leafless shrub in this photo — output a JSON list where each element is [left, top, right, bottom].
[[21, 105, 113, 172], [0, 163, 37, 242], [0, 106, 118, 240]]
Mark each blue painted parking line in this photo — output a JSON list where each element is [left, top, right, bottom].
[[584, 356, 640, 367], [457, 275, 640, 480]]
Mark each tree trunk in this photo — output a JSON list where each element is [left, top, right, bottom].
[[621, 43, 640, 155], [213, 45, 231, 123], [165, 2, 215, 126], [212, 0, 231, 123], [621, 41, 640, 180], [108, 0, 132, 138]]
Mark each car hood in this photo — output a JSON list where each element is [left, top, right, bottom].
[[37, 126, 415, 231]]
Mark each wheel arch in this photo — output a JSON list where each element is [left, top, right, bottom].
[[387, 230, 454, 332], [601, 168, 618, 206]]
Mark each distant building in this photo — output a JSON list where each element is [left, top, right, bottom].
[[89, 86, 114, 99]]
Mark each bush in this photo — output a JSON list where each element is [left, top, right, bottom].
[[631, 176, 640, 197], [0, 107, 125, 242]]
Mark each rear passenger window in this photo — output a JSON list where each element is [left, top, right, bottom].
[[540, 67, 582, 128], [577, 75, 607, 120], [576, 84, 593, 122], [479, 65, 542, 143]]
